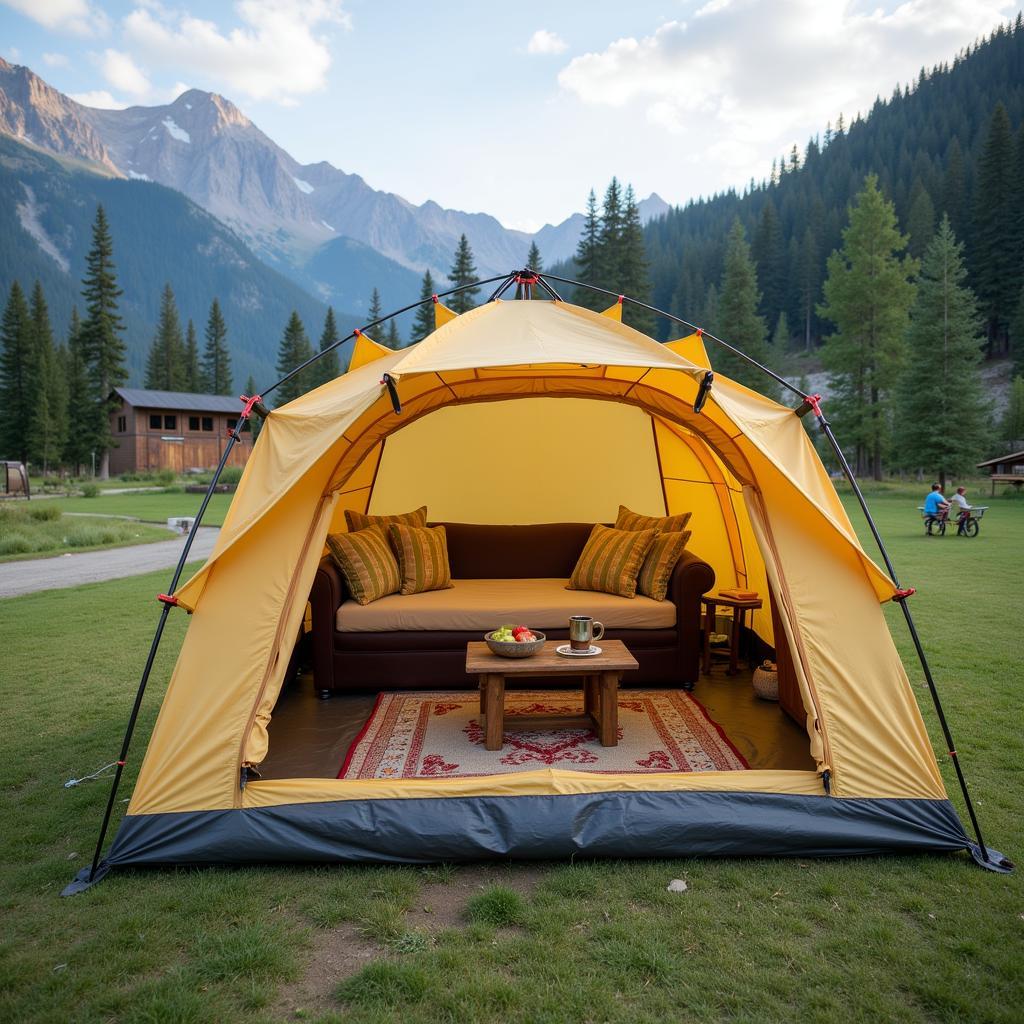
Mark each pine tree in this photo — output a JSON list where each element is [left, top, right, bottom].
[[200, 298, 232, 394], [1002, 375, 1024, 446], [274, 311, 316, 407], [145, 283, 186, 390], [526, 241, 543, 272], [618, 185, 654, 334], [573, 189, 602, 310], [447, 235, 480, 314], [940, 137, 966, 238], [27, 281, 66, 472], [698, 283, 719, 338], [410, 270, 436, 344], [79, 204, 127, 478], [715, 219, 777, 398], [818, 175, 917, 479], [796, 226, 821, 352], [63, 309, 92, 474], [1012, 283, 1024, 378], [0, 281, 33, 463], [315, 306, 341, 384], [367, 288, 383, 335], [771, 311, 790, 350], [183, 319, 200, 391], [906, 183, 936, 258], [897, 218, 988, 488], [596, 178, 624, 288], [972, 102, 1017, 353], [386, 319, 401, 349], [244, 373, 263, 440], [752, 199, 786, 328]]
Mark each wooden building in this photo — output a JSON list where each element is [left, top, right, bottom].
[[108, 388, 254, 475], [976, 449, 1024, 494]]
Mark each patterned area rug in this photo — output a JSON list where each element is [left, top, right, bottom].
[[339, 689, 748, 779]]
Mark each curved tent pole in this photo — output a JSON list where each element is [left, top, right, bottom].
[[538, 270, 1008, 873]]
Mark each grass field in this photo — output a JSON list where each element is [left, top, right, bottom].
[[29, 490, 234, 527], [0, 494, 1021, 1023], [0, 504, 173, 562]]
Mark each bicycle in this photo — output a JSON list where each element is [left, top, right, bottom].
[[918, 505, 988, 537]]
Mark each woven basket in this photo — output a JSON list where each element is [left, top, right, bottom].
[[752, 661, 779, 701]]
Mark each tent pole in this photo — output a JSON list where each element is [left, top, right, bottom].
[[68, 427, 246, 894], [811, 407, 1010, 872], [537, 272, 804, 399]]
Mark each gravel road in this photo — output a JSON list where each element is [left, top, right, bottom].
[[0, 527, 220, 599]]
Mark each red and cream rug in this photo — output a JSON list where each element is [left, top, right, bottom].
[[339, 689, 748, 779]]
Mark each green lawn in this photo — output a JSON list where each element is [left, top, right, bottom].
[[29, 489, 234, 527], [0, 496, 1021, 1024], [0, 506, 174, 562]]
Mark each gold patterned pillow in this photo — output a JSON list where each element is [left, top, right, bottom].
[[637, 530, 692, 602], [326, 526, 401, 606], [388, 523, 454, 596], [567, 524, 657, 599], [345, 505, 427, 533], [615, 504, 692, 534]]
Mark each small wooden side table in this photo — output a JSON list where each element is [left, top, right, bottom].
[[465, 640, 638, 751], [701, 593, 763, 676]]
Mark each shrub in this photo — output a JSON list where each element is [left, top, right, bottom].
[[155, 469, 176, 487], [217, 466, 244, 486], [80, 483, 99, 498], [27, 504, 61, 522]]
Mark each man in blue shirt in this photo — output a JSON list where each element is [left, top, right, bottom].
[[923, 483, 950, 520]]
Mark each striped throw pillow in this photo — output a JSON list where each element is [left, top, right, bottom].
[[637, 530, 692, 602], [615, 505, 692, 535], [567, 525, 657, 599], [345, 505, 427, 533], [388, 523, 454, 596], [326, 526, 401, 606]]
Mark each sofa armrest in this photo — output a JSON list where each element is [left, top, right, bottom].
[[668, 549, 716, 686], [310, 556, 346, 693]]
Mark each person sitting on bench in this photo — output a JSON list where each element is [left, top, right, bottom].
[[950, 486, 972, 533], [923, 483, 950, 523]]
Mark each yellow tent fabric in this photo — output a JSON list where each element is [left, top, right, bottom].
[[128, 298, 950, 827], [434, 301, 458, 330]]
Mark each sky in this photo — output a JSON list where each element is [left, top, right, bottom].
[[2, 0, 1021, 231]]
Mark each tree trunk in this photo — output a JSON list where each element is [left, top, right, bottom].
[[939, 469, 947, 492], [99, 450, 110, 480]]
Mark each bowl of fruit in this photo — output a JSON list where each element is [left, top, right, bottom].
[[485, 624, 546, 658]]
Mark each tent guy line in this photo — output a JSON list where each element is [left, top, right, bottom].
[[66, 274, 1010, 895]]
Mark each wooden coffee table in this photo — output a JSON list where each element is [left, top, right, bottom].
[[465, 640, 638, 751]]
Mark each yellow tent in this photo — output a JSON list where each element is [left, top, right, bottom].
[[75, 295, 979, 882]]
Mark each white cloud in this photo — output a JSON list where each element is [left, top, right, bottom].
[[558, 0, 1017, 183], [4, 46, 21, 61], [122, 0, 351, 103], [527, 29, 568, 55], [1, 0, 109, 35], [101, 49, 151, 97], [42, 52, 70, 67], [69, 89, 127, 108]]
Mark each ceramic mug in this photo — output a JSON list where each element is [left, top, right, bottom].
[[569, 615, 604, 651]]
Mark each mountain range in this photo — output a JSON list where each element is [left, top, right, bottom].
[[0, 57, 667, 319]]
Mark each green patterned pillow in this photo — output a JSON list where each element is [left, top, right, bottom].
[[345, 505, 427, 533], [388, 523, 454, 596], [567, 524, 657, 599], [326, 526, 401, 606], [637, 530, 692, 602], [615, 504, 692, 534]]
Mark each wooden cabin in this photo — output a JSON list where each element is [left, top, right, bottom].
[[108, 388, 254, 476], [976, 449, 1024, 494]]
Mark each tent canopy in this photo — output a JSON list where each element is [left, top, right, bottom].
[[102, 297, 968, 870]]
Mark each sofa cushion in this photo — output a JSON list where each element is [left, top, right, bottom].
[[326, 526, 401, 605], [567, 524, 657, 599], [637, 530, 692, 602], [345, 504, 427, 533], [388, 523, 454, 595], [615, 504, 693, 534], [336, 577, 677, 633]]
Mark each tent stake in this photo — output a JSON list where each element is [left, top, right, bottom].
[[811, 406, 1011, 874]]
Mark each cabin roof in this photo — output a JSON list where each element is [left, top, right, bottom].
[[112, 388, 240, 414]]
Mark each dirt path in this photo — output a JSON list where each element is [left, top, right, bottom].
[[0, 527, 220, 598]]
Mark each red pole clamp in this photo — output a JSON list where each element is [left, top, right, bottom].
[[431, 294, 439, 304], [617, 294, 624, 304], [239, 393, 263, 419], [157, 593, 179, 607], [806, 393, 824, 417], [893, 587, 916, 602], [116, 760, 126, 767], [695, 327, 703, 338], [514, 272, 539, 285], [353, 328, 362, 337]]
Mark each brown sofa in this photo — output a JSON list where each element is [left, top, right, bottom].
[[309, 522, 716, 695]]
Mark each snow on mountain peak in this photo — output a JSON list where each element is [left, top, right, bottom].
[[292, 176, 314, 194], [161, 117, 190, 143]]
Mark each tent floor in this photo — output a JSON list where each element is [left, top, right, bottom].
[[260, 669, 815, 780]]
